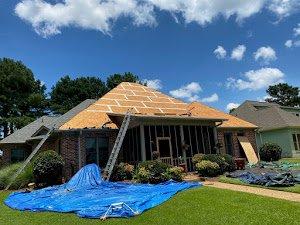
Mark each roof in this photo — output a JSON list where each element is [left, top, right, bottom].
[[0, 99, 96, 145], [232, 100, 300, 131], [188, 102, 257, 129], [0, 116, 58, 144], [59, 82, 253, 130], [60, 82, 229, 130]]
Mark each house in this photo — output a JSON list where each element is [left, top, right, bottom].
[[0, 82, 257, 179], [231, 100, 300, 158]]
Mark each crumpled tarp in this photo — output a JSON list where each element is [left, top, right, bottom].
[[227, 171, 300, 187], [5, 164, 200, 219]]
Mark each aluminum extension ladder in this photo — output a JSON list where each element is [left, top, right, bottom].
[[5, 128, 53, 190], [103, 110, 132, 181]]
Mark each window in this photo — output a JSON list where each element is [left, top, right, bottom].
[[292, 134, 300, 151], [11, 149, 26, 163], [85, 137, 109, 168]]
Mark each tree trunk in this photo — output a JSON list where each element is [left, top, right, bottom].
[[3, 122, 9, 138]]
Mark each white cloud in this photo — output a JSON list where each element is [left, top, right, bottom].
[[143, 79, 162, 90], [257, 95, 271, 102], [213, 46, 226, 59], [201, 93, 219, 103], [268, 0, 300, 18], [285, 39, 293, 48], [231, 45, 246, 61], [15, 0, 156, 37], [226, 103, 240, 111], [226, 67, 285, 91], [253, 46, 277, 64], [15, 0, 300, 37], [294, 23, 300, 36], [169, 82, 202, 102]]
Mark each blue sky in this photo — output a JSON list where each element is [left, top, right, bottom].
[[1, 1, 300, 112]]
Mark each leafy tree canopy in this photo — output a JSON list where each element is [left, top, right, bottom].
[[106, 72, 140, 90], [266, 83, 300, 107], [50, 76, 107, 114], [0, 58, 47, 137]]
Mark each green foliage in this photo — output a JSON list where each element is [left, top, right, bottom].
[[0, 58, 48, 137], [111, 163, 134, 181], [260, 143, 282, 162], [166, 166, 184, 182], [106, 72, 140, 90], [136, 160, 171, 184], [195, 160, 220, 177], [50, 76, 107, 114], [266, 83, 300, 107], [192, 153, 205, 165], [0, 163, 34, 190], [193, 154, 236, 173], [32, 150, 65, 186]]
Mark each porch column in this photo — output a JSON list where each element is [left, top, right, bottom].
[[213, 127, 219, 154], [179, 125, 187, 164], [140, 125, 146, 161]]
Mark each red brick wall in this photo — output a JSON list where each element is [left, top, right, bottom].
[[0, 144, 32, 166], [217, 129, 257, 158]]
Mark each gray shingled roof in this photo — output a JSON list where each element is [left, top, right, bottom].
[[0, 99, 96, 145], [232, 100, 300, 131]]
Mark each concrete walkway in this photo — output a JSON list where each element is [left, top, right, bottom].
[[203, 181, 300, 203]]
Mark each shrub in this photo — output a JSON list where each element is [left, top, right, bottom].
[[167, 166, 184, 182], [202, 154, 227, 173], [0, 163, 34, 190], [192, 153, 205, 165], [222, 154, 236, 172], [136, 160, 170, 184], [111, 163, 134, 181], [32, 150, 64, 186], [152, 151, 160, 160], [259, 143, 282, 162], [195, 160, 220, 177]]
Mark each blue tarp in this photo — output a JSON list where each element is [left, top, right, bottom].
[[5, 164, 200, 219]]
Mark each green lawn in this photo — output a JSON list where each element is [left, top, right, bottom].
[[1, 187, 299, 225]]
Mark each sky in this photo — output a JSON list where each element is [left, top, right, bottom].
[[1, 0, 300, 112]]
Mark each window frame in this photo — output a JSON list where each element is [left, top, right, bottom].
[[292, 133, 300, 151]]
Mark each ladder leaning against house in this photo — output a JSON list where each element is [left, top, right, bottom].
[[103, 110, 132, 181], [5, 128, 53, 190]]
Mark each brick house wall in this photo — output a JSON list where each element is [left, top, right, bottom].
[[217, 128, 257, 158]]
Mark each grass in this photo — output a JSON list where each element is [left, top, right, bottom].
[[0, 163, 33, 190], [0, 187, 299, 225], [219, 176, 300, 194]]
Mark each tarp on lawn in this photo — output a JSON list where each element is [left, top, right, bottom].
[[5, 164, 200, 219]]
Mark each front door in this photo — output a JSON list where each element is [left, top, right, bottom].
[[157, 137, 173, 165], [224, 133, 233, 156]]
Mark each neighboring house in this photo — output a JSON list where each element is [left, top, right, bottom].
[[0, 82, 257, 179], [231, 100, 300, 158]]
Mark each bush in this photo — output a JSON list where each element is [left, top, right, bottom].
[[195, 160, 220, 177], [202, 154, 227, 173], [222, 154, 236, 172], [0, 163, 34, 190], [192, 154, 205, 165], [259, 143, 282, 162], [135, 160, 171, 184], [111, 163, 134, 181], [32, 150, 64, 186], [167, 166, 184, 182]]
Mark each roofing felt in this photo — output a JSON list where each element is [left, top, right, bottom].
[[59, 82, 255, 130], [233, 101, 300, 131], [0, 99, 96, 145]]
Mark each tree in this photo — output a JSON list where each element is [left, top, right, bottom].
[[50, 76, 107, 114], [0, 58, 48, 137], [266, 83, 300, 107], [106, 72, 140, 90]]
